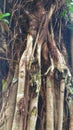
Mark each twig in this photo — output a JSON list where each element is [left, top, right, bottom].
[[4, 0, 6, 13], [0, 57, 19, 63]]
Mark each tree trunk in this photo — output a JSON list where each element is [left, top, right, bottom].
[[12, 34, 33, 130], [71, 31, 73, 68], [4, 64, 18, 130], [69, 103, 73, 130], [58, 79, 65, 130], [46, 72, 54, 130], [27, 43, 41, 130], [0, 1, 73, 130]]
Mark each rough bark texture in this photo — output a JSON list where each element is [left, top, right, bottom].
[[58, 79, 65, 130], [46, 73, 54, 130], [4, 65, 18, 130], [12, 34, 33, 130], [0, 1, 73, 130], [69, 103, 73, 130]]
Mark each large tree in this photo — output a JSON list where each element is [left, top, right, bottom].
[[0, 0, 73, 130]]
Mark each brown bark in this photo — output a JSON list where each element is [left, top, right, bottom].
[[58, 79, 65, 130], [0, 1, 73, 130], [4, 64, 18, 130], [46, 72, 54, 130], [27, 43, 41, 130], [12, 34, 33, 130], [69, 103, 73, 130]]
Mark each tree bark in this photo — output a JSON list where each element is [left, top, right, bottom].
[[46, 72, 54, 130], [58, 79, 65, 130], [4, 64, 18, 130], [12, 34, 33, 130], [69, 103, 73, 130], [27, 43, 41, 130]]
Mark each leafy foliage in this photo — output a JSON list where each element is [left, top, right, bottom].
[[0, 13, 10, 19], [60, 0, 73, 30], [66, 0, 73, 12], [0, 12, 10, 24], [60, 0, 73, 17]]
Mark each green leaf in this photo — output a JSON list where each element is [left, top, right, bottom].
[[60, 10, 67, 18], [0, 13, 10, 19], [66, 0, 72, 5], [0, 14, 4, 19], [2, 19, 9, 24], [2, 80, 6, 90], [68, 5, 73, 12], [2, 13, 10, 17]]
